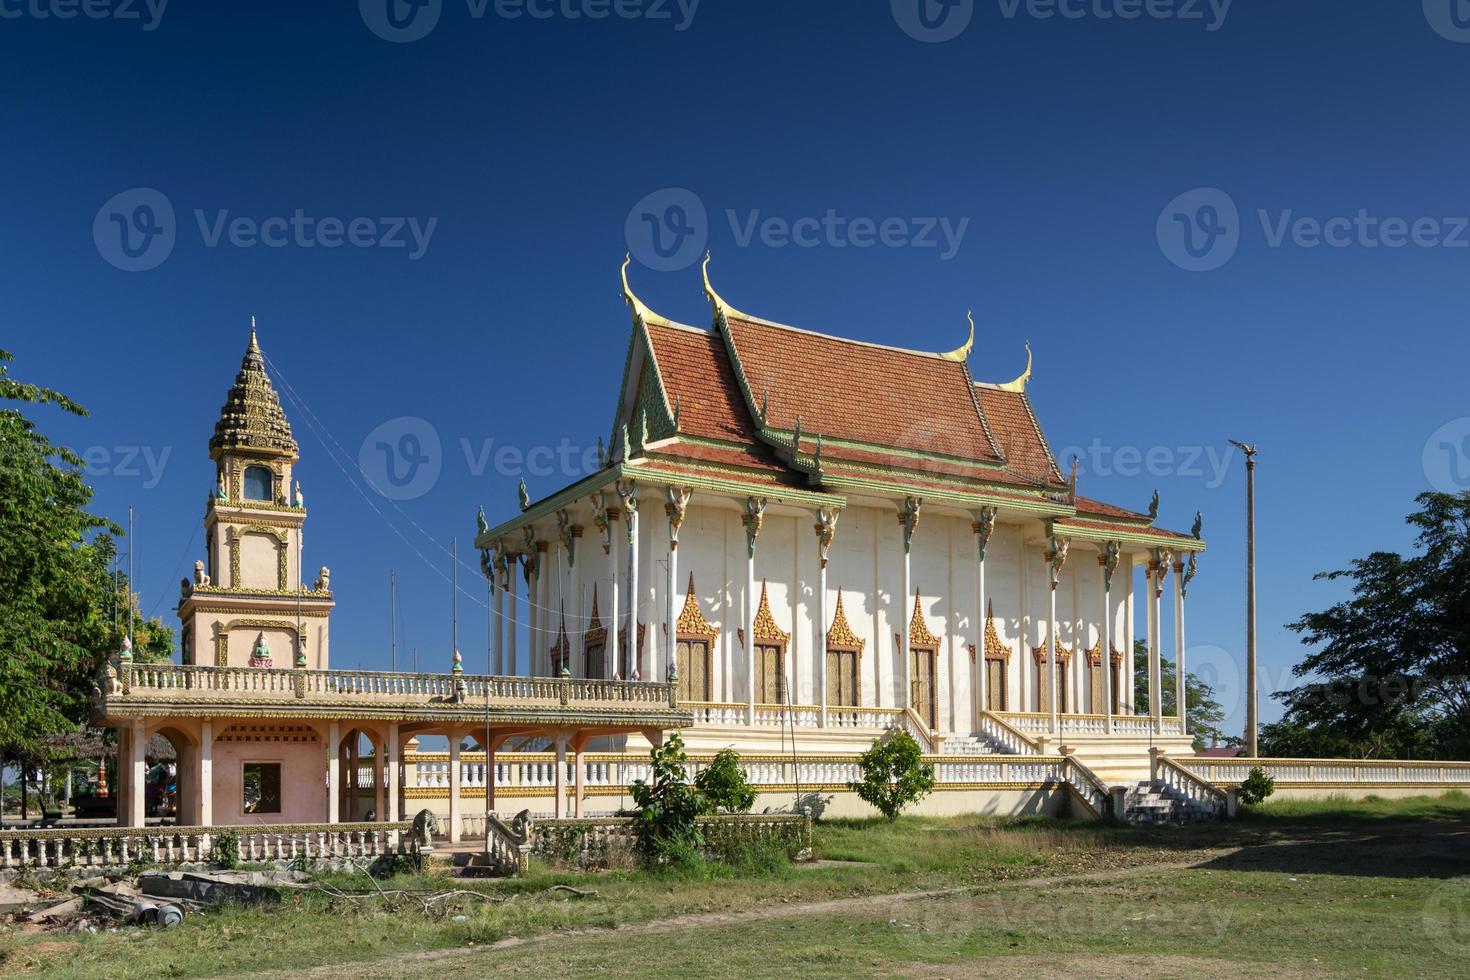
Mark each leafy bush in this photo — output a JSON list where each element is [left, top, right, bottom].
[[211, 829, 241, 869], [695, 748, 756, 814], [848, 731, 935, 821], [1240, 765, 1276, 806], [628, 732, 703, 864]]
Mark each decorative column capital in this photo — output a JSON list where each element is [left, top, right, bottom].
[[814, 505, 840, 569], [1182, 552, 1198, 598], [1149, 547, 1172, 598], [741, 495, 768, 559], [616, 479, 639, 546], [1099, 540, 1122, 592], [972, 505, 999, 560], [898, 495, 923, 554], [665, 486, 693, 550], [1046, 535, 1070, 591]]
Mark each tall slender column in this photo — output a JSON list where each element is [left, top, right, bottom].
[[568, 523, 583, 675], [492, 552, 506, 675], [322, 722, 337, 825], [535, 539, 551, 675], [898, 496, 921, 714], [666, 487, 691, 684], [372, 736, 385, 820], [199, 720, 214, 826], [448, 732, 462, 843], [1124, 571, 1136, 716], [815, 507, 840, 726], [573, 745, 585, 817], [552, 734, 569, 819], [617, 480, 640, 679], [973, 507, 997, 722], [1046, 535, 1069, 736], [347, 732, 360, 821], [1100, 543, 1121, 734], [128, 720, 146, 828], [505, 554, 520, 676], [1177, 552, 1197, 734], [742, 496, 767, 719], [386, 723, 401, 825], [1148, 549, 1168, 733], [605, 503, 621, 679]]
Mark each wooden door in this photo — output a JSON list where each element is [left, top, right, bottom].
[[677, 638, 710, 702], [910, 648, 937, 729], [1038, 660, 1069, 713], [584, 643, 604, 680], [755, 644, 784, 704], [826, 649, 858, 707], [985, 658, 1006, 711]]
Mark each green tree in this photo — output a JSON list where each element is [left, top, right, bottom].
[[1275, 492, 1470, 760], [847, 730, 935, 821], [0, 350, 172, 773], [1131, 640, 1227, 751], [628, 732, 703, 863], [694, 748, 756, 814]]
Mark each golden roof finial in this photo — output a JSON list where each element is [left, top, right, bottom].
[[996, 340, 1032, 392], [620, 253, 663, 326], [248, 315, 259, 351], [701, 251, 745, 321], [940, 310, 975, 362]]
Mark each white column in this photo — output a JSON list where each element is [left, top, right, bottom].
[[506, 555, 520, 676], [899, 497, 920, 716], [618, 481, 640, 680], [1100, 542, 1120, 735], [1148, 552, 1165, 733], [815, 507, 838, 728], [1046, 536, 1069, 736], [568, 526, 583, 676], [743, 497, 766, 719], [573, 746, 585, 817], [608, 510, 620, 679], [492, 556, 505, 674], [666, 488, 690, 685], [535, 541, 550, 676], [386, 723, 400, 825], [1124, 566, 1136, 715], [324, 721, 338, 824], [128, 720, 146, 828], [200, 719, 214, 827], [973, 507, 996, 723], [1174, 556, 1188, 734], [448, 733, 462, 843], [553, 734, 568, 819]]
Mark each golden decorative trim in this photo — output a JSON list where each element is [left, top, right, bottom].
[[939, 310, 975, 362], [583, 585, 607, 647], [1032, 638, 1074, 663], [826, 590, 864, 652], [184, 602, 331, 617], [752, 579, 789, 646], [1085, 638, 1125, 666], [995, 340, 1033, 393], [971, 599, 1010, 662], [675, 572, 721, 638], [210, 331, 299, 460], [908, 591, 940, 649]]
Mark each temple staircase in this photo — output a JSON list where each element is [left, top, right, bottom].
[[1122, 780, 1221, 826]]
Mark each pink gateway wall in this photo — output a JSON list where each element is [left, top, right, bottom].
[[211, 738, 327, 826]]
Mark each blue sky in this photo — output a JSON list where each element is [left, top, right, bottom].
[[3, 2, 1469, 736]]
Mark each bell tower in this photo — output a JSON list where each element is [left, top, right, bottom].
[[178, 325, 334, 670]]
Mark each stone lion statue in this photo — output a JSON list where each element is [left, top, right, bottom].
[[411, 808, 439, 848]]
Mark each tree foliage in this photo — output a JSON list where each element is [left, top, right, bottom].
[[694, 747, 756, 814], [1239, 766, 1276, 806], [1269, 492, 1470, 760], [628, 732, 704, 862], [0, 349, 172, 766], [847, 730, 935, 821], [1131, 640, 1228, 751]]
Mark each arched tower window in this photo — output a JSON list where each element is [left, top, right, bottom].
[[243, 465, 274, 502]]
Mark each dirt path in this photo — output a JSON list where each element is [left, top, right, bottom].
[[248, 853, 1234, 980]]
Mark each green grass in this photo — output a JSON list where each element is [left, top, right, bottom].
[[4, 792, 1470, 978]]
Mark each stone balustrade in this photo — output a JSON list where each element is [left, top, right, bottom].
[[997, 711, 1184, 737], [0, 821, 414, 871], [1182, 757, 1470, 787]]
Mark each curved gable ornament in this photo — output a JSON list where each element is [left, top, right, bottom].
[[908, 591, 941, 649], [675, 572, 721, 639], [970, 599, 1012, 663], [1085, 637, 1125, 667], [752, 580, 789, 646], [827, 590, 865, 654]]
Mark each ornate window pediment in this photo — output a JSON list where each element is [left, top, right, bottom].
[[826, 590, 864, 654], [675, 572, 720, 639], [908, 591, 940, 650]]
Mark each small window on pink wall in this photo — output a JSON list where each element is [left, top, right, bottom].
[[243, 762, 282, 814]]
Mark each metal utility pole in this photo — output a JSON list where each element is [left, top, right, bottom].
[[127, 506, 135, 645], [1230, 440, 1259, 758], [390, 570, 397, 673]]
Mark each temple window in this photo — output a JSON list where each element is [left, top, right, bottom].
[[676, 637, 712, 702], [243, 465, 274, 502], [753, 644, 785, 704], [825, 648, 859, 707], [242, 762, 282, 814], [910, 646, 938, 729]]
